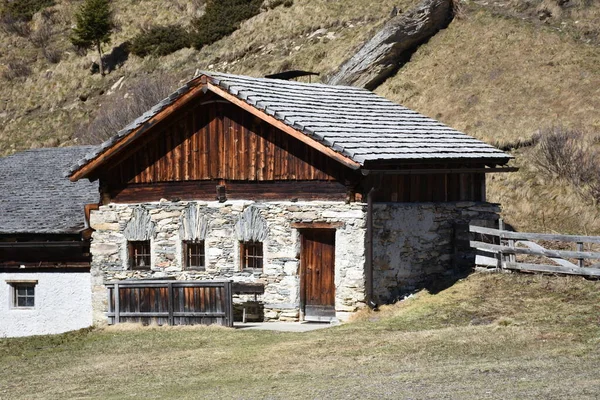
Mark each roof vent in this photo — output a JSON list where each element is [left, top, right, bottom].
[[265, 70, 319, 82]]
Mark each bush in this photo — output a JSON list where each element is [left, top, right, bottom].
[[191, 0, 262, 49], [534, 126, 600, 204], [2, 59, 32, 81], [263, 0, 293, 9], [0, 14, 31, 37], [29, 21, 52, 48], [78, 74, 179, 143], [533, 126, 585, 180], [42, 47, 61, 63], [130, 25, 191, 58], [0, 0, 55, 22]]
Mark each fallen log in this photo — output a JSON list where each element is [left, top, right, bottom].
[[327, 0, 453, 89]]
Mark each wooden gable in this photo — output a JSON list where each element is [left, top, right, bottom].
[[100, 92, 358, 203]]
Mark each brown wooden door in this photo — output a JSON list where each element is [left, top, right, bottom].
[[300, 229, 336, 321]]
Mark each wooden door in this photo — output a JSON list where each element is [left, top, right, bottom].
[[300, 229, 336, 321]]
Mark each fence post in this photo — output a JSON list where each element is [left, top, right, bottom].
[[498, 219, 505, 269], [114, 283, 120, 324], [578, 242, 584, 268], [226, 281, 233, 327], [168, 282, 174, 326]]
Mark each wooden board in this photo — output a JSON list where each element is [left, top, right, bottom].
[[105, 280, 233, 327], [104, 100, 355, 187], [109, 180, 348, 203], [300, 229, 336, 321]]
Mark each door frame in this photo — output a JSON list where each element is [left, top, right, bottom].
[[296, 226, 338, 322]]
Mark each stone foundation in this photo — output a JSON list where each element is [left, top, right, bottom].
[[90, 199, 500, 325], [89, 200, 367, 325], [372, 201, 500, 302]]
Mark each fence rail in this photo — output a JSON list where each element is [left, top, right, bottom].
[[470, 224, 600, 277], [105, 280, 233, 327]]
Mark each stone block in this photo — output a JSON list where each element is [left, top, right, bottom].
[[92, 243, 119, 256], [322, 210, 364, 219]]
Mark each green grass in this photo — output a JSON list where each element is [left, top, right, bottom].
[[1, 273, 599, 399]]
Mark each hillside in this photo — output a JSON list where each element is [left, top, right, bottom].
[[1, 273, 599, 398], [1, 0, 600, 232]]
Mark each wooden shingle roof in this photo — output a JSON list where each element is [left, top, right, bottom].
[[68, 71, 510, 179], [0, 146, 98, 234]]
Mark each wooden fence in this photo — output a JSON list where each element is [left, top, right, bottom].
[[470, 223, 600, 277], [105, 280, 233, 327]]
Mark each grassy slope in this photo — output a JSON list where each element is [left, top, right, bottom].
[[0, 0, 414, 153], [1, 273, 599, 399], [376, 4, 600, 234], [2, 0, 600, 233]]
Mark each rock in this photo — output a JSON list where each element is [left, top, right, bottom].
[[308, 28, 328, 39], [327, 0, 452, 89]]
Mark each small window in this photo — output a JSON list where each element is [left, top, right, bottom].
[[11, 282, 36, 308], [128, 241, 151, 270], [184, 241, 205, 270], [240, 241, 263, 271]]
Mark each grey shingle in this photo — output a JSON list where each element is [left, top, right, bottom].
[[68, 72, 511, 177], [0, 146, 99, 234]]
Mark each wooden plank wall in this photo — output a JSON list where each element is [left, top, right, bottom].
[[0, 234, 91, 267], [368, 170, 485, 202], [105, 100, 351, 186]]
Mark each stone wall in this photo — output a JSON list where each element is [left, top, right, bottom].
[[89, 200, 367, 325], [372, 201, 500, 302]]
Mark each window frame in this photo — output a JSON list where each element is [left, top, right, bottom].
[[128, 240, 151, 270], [7, 281, 37, 309], [183, 240, 206, 270], [239, 241, 264, 272]]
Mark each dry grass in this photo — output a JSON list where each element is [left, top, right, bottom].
[[374, 5, 600, 232], [376, 8, 600, 148], [1, 273, 599, 399], [0, 0, 411, 153], [2, 0, 600, 233], [488, 147, 600, 235]]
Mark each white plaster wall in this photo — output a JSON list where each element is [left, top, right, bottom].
[[0, 272, 92, 338]]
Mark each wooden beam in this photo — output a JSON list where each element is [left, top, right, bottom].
[[470, 225, 600, 244], [206, 82, 360, 171], [470, 240, 600, 260], [505, 262, 600, 277], [291, 222, 344, 229], [70, 79, 206, 182], [361, 167, 518, 175]]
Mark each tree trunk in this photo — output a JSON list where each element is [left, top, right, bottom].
[[96, 41, 104, 76], [326, 0, 453, 90]]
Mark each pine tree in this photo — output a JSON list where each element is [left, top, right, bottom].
[[70, 0, 113, 76]]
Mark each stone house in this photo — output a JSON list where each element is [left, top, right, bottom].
[[0, 147, 98, 337], [68, 71, 512, 324]]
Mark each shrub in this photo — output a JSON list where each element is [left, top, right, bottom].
[[78, 74, 179, 144], [533, 126, 600, 204], [42, 47, 61, 63], [2, 59, 32, 81], [191, 0, 262, 49], [263, 0, 293, 9], [0, 14, 31, 37], [0, 0, 55, 22], [533, 126, 584, 180], [130, 25, 191, 58], [29, 21, 52, 48]]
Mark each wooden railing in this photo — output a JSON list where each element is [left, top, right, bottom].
[[470, 224, 600, 277], [105, 280, 233, 327]]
